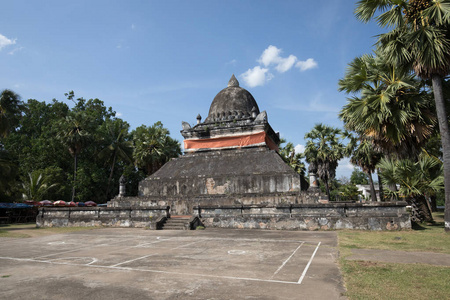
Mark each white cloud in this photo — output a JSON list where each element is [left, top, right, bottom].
[[226, 59, 237, 66], [258, 45, 297, 73], [275, 55, 297, 73], [8, 46, 23, 55], [296, 58, 318, 71], [259, 45, 282, 66], [294, 144, 305, 154], [0, 34, 16, 50], [116, 112, 123, 117], [240, 66, 273, 87]]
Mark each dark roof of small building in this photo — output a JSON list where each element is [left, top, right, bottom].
[[150, 148, 296, 179], [205, 75, 260, 123]]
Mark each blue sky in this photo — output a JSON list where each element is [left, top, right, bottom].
[[1, 0, 385, 179]]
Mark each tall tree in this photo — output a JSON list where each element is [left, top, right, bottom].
[[339, 51, 436, 159], [346, 135, 383, 201], [305, 124, 345, 201], [0, 89, 24, 138], [355, 0, 450, 230], [58, 111, 92, 201], [98, 119, 133, 200], [133, 122, 181, 175]]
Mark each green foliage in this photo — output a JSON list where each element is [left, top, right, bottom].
[[337, 183, 362, 201], [21, 171, 59, 201], [339, 51, 436, 159], [0, 90, 179, 203], [305, 124, 346, 200], [377, 152, 444, 199], [0, 89, 25, 138], [278, 140, 306, 177], [350, 168, 369, 185], [132, 121, 181, 175]]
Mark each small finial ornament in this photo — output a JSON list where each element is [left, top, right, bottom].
[[196, 114, 202, 124], [228, 74, 239, 87]]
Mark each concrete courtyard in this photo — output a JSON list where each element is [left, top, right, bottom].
[[0, 228, 346, 299]]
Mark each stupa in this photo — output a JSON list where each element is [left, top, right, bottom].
[[111, 75, 311, 215]]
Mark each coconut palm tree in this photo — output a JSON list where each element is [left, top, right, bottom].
[[305, 124, 345, 201], [21, 172, 59, 202], [98, 119, 134, 200], [58, 112, 92, 201], [133, 122, 181, 175], [355, 0, 450, 230]]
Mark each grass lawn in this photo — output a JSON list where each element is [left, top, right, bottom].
[[338, 212, 450, 300], [0, 223, 99, 238]]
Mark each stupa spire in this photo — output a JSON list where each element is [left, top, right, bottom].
[[228, 74, 239, 87]]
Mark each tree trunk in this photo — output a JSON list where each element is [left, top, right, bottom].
[[72, 153, 77, 202], [430, 195, 437, 212], [431, 75, 450, 232], [377, 168, 384, 201], [325, 179, 331, 202], [367, 171, 378, 202], [105, 153, 117, 202]]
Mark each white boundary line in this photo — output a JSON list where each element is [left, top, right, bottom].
[[271, 242, 304, 279], [0, 256, 301, 285], [297, 242, 321, 284], [111, 239, 204, 267]]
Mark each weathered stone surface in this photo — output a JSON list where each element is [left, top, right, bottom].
[[195, 202, 411, 231], [36, 207, 169, 228]]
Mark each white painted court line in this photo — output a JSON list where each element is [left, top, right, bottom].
[[0, 256, 300, 285], [110, 239, 203, 267], [270, 242, 304, 279], [297, 242, 321, 284], [33, 236, 142, 259]]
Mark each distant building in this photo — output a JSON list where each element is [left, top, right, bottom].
[[356, 184, 380, 201]]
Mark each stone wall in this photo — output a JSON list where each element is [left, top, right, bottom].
[[36, 206, 169, 228], [109, 190, 323, 216], [195, 202, 411, 231]]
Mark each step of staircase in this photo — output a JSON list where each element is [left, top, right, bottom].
[[161, 216, 191, 230]]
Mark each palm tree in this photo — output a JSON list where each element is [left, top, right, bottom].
[[21, 172, 59, 202], [339, 51, 436, 159], [304, 124, 345, 201], [346, 134, 383, 201], [58, 112, 91, 201], [133, 122, 181, 175], [279, 141, 306, 177], [355, 0, 450, 230], [98, 119, 134, 200], [377, 152, 444, 222], [0, 89, 24, 138]]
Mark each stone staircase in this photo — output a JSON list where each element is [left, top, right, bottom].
[[160, 215, 191, 230]]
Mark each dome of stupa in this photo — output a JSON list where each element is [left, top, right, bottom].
[[205, 75, 260, 123]]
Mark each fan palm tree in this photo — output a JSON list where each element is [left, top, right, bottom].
[[279, 141, 306, 177], [355, 0, 450, 230], [339, 51, 436, 159], [133, 122, 181, 175], [377, 152, 444, 222], [305, 124, 345, 201], [346, 134, 383, 201], [58, 112, 92, 201], [98, 119, 134, 200]]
